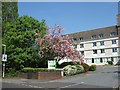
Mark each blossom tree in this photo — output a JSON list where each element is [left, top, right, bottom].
[[35, 25, 84, 64]]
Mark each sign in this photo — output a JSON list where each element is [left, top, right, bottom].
[[2, 54, 7, 62], [48, 60, 56, 69]]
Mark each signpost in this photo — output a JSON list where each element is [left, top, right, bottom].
[[2, 54, 7, 62], [48, 60, 56, 69], [2, 44, 6, 79]]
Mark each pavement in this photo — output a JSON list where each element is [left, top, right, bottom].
[[1, 65, 120, 90]]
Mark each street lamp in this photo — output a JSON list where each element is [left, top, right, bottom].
[[2, 44, 6, 79]]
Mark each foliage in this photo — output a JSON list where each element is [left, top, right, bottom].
[[63, 65, 84, 76], [21, 67, 58, 73], [81, 63, 90, 72], [107, 61, 113, 65], [63, 65, 75, 76], [89, 65, 96, 71], [3, 16, 47, 71], [35, 25, 84, 63], [2, 2, 18, 36], [75, 65, 84, 74], [5, 68, 19, 77]]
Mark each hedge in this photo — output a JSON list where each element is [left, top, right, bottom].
[[21, 67, 57, 73], [81, 63, 90, 72], [89, 65, 96, 71]]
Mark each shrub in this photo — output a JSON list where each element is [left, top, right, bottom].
[[63, 65, 77, 76], [107, 61, 113, 65], [63, 65, 72, 76], [89, 65, 96, 71], [75, 65, 84, 74], [63, 65, 84, 76], [21, 67, 57, 73], [81, 63, 90, 72]]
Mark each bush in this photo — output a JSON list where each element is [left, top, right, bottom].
[[107, 61, 113, 65], [89, 65, 96, 71], [81, 63, 90, 72], [21, 67, 57, 73], [63, 65, 72, 76], [75, 65, 84, 74], [63, 65, 84, 76]]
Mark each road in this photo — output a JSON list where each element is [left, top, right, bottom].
[[1, 65, 120, 90]]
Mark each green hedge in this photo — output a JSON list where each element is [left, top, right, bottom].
[[107, 61, 113, 65], [21, 67, 57, 73], [89, 65, 96, 71], [81, 63, 90, 72]]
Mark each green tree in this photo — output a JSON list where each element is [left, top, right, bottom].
[[3, 16, 47, 71], [2, 2, 18, 36]]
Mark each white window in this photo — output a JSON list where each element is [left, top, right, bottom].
[[99, 34, 103, 38], [80, 51, 84, 55], [93, 50, 97, 54], [79, 37, 83, 41], [100, 41, 104, 46], [80, 44, 84, 48], [112, 48, 117, 52], [101, 49, 105, 53], [110, 32, 116, 36], [93, 42, 97, 47], [91, 35, 96, 39], [112, 40, 117, 44], [73, 38, 77, 41]]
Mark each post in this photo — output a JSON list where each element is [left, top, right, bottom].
[[2, 62, 5, 79], [2, 44, 6, 79]]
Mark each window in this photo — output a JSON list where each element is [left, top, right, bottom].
[[92, 58, 94, 63], [100, 58, 103, 63], [112, 40, 117, 44], [93, 42, 97, 47], [111, 57, 113, 61], [112, 48, 117, 52], [99, 34, 103, 38], [73, 38, 77, 41], [80, 51, 84, 55], [74, 44, 77, 48], [110, 32, 116, 36], [91, 35, 96, 39], [80, 44, 84, 48], [93, 50, 97, 54], [79, 37, 83, 41], [101, 49, 105, 53], [100, 41, 104, 46]]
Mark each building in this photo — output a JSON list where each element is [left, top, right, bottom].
[[59, 15, 120, 65], [67, 25, 120, 65]]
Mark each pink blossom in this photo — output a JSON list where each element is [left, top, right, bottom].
[[35, 25, 84, 63]]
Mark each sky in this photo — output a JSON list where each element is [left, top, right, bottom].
[[18, 2, 118, 34]]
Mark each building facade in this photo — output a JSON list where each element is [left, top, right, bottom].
[[59, 15, 120, 65], [67, 25, 120, 65]]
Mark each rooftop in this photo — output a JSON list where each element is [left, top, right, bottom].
[[66, 25, 118, 43]]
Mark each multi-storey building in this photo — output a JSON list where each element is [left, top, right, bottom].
[[68, 25, 120, 65], [59, 15, 120, 65]]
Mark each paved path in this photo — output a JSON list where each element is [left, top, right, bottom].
[[1, 65, 119, 89]]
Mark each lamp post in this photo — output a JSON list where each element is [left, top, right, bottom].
[[2, 44, 6, 79]]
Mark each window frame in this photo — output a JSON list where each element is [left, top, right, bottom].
[[93, 42, 97, 47]]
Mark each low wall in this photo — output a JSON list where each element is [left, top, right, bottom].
[[19, 70, 63, 80]]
